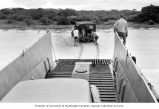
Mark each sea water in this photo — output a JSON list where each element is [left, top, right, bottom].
[[0, 28, 159, 94], [126, 28, 159, 94]]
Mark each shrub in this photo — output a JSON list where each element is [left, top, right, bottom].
[[127, 15, 139, 22], [25, 19, 35, 26], [0, 14, 7, 19], [51, 16, 60, 21], [148, 20, 155, 25], [6, 15, 15, 24], [58, 9, 78, 17], [104, 20, 116, 25], [99, 17, 109, 22], [29, 9, 43, 20], [67, 16, 77, 24], [40, 17, 52, 25], [1, 8, 13, 15], [16, 15, 32, 21], [7, 19, 15, 24], [57, 17, 71, 25], [78, 16, 91, 21], [6, 14, 31, 21], [42, 10, 56, 20], [6, 15, 15, 20]]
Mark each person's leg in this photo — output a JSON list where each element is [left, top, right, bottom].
[[118, 34, 123, 42], [118, 31, 126, 45], [76, 37, 79, 45], [123, 36, 126, 45], [91, 32, 97, 43], [117, 31, 123, 40], [122, 33, 127, 45], [74, 37, 77, 46], [94, 36, 98, 43]]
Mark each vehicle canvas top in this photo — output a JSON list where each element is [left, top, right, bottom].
[[76, 21, 96, 32], [1, 78, 91, 103], [76, 21, 95, 25]]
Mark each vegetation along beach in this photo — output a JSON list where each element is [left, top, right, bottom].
[[0, 4, 159, 30]]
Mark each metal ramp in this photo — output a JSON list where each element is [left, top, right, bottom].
[[89, 65, 117, 102], [45, 59, 118, 102]]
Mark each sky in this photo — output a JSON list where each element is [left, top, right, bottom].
[[0, 0, 159, 10]]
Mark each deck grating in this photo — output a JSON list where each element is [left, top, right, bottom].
[[45, 59, 118, 103]]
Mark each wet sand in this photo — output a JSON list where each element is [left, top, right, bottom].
[[51, 29, 114, 60]]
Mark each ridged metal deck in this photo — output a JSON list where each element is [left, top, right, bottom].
[[45, 59, 118, 102]]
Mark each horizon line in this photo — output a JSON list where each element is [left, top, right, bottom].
[[0, 7, 141, 11]]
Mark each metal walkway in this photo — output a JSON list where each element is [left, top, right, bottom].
[[45, 59, 118, 103]]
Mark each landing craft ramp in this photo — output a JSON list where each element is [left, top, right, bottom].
[[46, 59, 118, 102], [0, 31, 158, 103]]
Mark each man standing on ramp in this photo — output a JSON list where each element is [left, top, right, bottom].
[[114, 14, 128, 45]]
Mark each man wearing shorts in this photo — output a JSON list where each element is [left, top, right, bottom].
[[73, 27, 79, 46], [91, 31, 99, 43], [114, 14, 128, 45]]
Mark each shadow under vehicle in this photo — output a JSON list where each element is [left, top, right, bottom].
[[0, 32, 159, 103]]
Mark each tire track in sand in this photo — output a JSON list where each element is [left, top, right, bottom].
[[95, 43, 99, 59], [77, 43, 99, 59], [77, 44, 84, 59]]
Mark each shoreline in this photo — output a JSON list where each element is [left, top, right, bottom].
[[0, 22, 159, 30]]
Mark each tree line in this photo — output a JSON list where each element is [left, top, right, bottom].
[[129, 4, 159, 25], [0, 4, 158, 25]]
